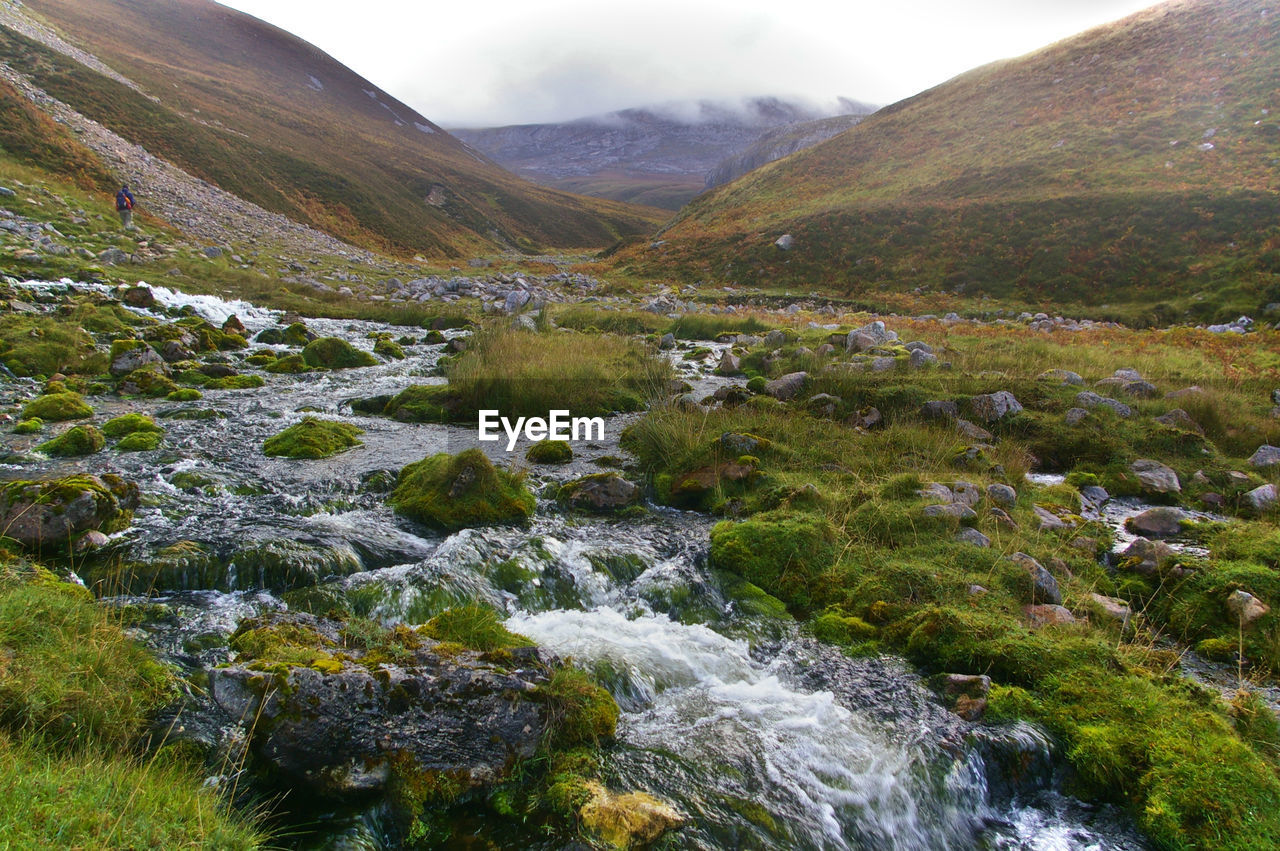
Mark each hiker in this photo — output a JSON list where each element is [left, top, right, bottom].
[[115, 184, 135, 230]]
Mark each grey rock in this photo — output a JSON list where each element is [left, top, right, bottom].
[[1113, 368, 1143, 381], [1245, 484, 1277, 512], [952, 481, 982, 506], [764, 329, 787, 347], [658, 333, 676, 350], [1075, 391, 1132, 418], [1249, 445, 1280, 469], [774, 234, 794, 250], [1064, 407, 1090, 425], [98, 247, 129, 265], [1126, 507, 1186, 538], [203, 245, 224, 259], [1121, 537, 1174, 575], [1024, 604, 1077, 628], [909, 348, 938, 368], [919, 482, 954, 503], [855, 320, 898, 345], [845, 331, 877, 352], [208, 614, 550, 798], [765, 372, 808, 401], [1033, 505, 1070, 531], [559, 473, 640, 512], [1010, 552, 1062, 605], [870, 357, 897, 372], [923, 502, 977, 521], [1087, 593, 1132, 628], [1154, 409, 1203, 434], [955, 419, 993, 441], [1130, 459, 1181, 494], [109, 343, 165, 377], [721, 433, 766, 455], [715, 350, 741, 375], [1037, 369, 1084, 386], [986, 484, 1017, 506], [0, 475, 138, 550], [1226, 590, 1270, 625], [1123, 380, 1159, 398], [969, 391, 1023, 423], [956, 528, 991, 548]]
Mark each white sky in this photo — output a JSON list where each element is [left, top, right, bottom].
[[216, 0, 1161, 126]]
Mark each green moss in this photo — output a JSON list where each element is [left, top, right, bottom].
[[710, 510, 837, 610], [228, 617, 338, 669], [377, 384, 453, 422], [282, 322, 313, 347], [373, 338, 406, 360], [166, 388, 202, 401], [535, 667, 619, 749], [526, 440, 574, 464], [262, 417, 364, 459], [101, 413, 162, 439], [421, 604, 534, 652], [301, 336, 378, 369], [108, 338, 152, 362], [38, 425, 105, 457], [115, 431, 162, 452], [389, 449, 535, 531], [12, 418, 43, 435], [117, 367, 177, 397], [20, 392, 92, 422], [203, 374, 265, 390], [263, 353, 308, 374]]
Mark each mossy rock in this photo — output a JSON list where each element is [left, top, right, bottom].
[[13, 418, 43, 435], [167, 388, 203, 401], [526, 440, 574, 464], [204, 374, 265, 390], [264, 353, 309, 374], [301, 337, 378, 369], [389, 449, 535, 531], [710, 510, 837, 610], [116, 431, 163, 452], [282, 322, 315, 347], [263, 417, 364, 459], [38, 425, 105, 457], [118, 367, 178, 397], [102, 413, 163, 439], [380, 384, 455, 422], [535, 667, 619, 749], [20, 392, 93, 422], [373, 338, 406, 360]]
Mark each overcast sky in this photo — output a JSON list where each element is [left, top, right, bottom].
[[216, 0, 1160, 127]]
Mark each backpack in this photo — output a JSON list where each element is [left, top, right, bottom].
[[117, 191, 132, 210]]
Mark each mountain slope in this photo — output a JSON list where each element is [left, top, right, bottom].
[[453, 97, 876, 210], [704, 113, 867, 189], [623, 0, 1280, 319], [3, 0, 664, 256]]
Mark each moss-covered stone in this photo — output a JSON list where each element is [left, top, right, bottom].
[[710, 510, 837, 610], [373, 338, 406, 360], [12, 418, 43, 435], [20, 392, 92, 422], [166, 388, 203, 401], [579, 782, 687, 849], [116, 431, 163, 452], [526, 440, 574, 464], [389, 449, 535, 531], [118, 367, 178, 397], [380, 384, 454, 422], [535, 667, 619, 749], [38, 425, 105, 457], [101, 413, 163, 439], [0, 474, 138, 550], [204, 374, 265, 390], [283, 322, 314, 347], [301, 337, 378, 369], [264, 354, 308, 374], [263, 417, 364, 459]]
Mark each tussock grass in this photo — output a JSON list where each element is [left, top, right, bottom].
[[447, 324, 671, 419]]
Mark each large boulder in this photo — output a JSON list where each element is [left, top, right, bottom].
[[765, 371, 807, 401], [1250, 446, 1280, 469], [558, 473, 641, 513], [301, 337, 378, 369], [1130, 459, 1181, 494], [969, 391, 1022, 423], [109, 340, 165, 377], [207, 613, 554, 798], [0, 475, 139, 550], [1126, 507, 1186, 538]]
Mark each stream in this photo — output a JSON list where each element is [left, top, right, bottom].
[[1, 280, 1151, 849]]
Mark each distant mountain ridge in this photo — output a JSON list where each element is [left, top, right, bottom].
[[620, 0, 1280, 321], [452, 96, 876, 210], [0, 0, 664, 256]]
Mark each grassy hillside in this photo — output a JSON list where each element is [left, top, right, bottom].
[[620, 0, 1280, 320], [6, 0, 664, 256]]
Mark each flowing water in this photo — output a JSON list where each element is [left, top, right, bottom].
[[1, 280, 1150, 849]]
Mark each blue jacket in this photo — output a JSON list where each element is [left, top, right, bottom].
[[116, 188, 134, 211]]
